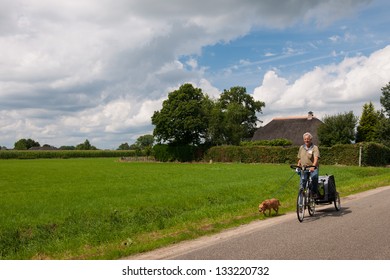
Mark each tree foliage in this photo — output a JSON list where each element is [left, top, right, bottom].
[[317, 111, 358, 147], [380, 81, 390, 117], [135, 134, 154, 148], [378, 81, 390, 146], [76, 139, 97, 150], [14, 138, 40, 150], [216, 86, 265, 145], [117, 143, 131, 150], [356, 102, 381, 143], [151, 84, 265, 147], [151, 84, 209, 145]]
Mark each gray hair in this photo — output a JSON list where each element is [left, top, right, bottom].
[[303, 132, 313, 139]]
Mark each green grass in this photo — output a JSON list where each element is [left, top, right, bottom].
[[0, 159, 389, 259]]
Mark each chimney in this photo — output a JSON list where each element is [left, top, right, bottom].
[[308, 111, 314, 120]]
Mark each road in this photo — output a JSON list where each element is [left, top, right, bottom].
[[127, 186, 390, 260]]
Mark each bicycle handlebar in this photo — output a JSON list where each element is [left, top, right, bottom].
[[290, 165, 317, 171]]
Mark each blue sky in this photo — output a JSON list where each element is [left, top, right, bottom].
[[0, 0, 389, 149], [195, 0, 389, 92]]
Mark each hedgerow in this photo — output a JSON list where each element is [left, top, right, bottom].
[[205, 143, 390, 166]]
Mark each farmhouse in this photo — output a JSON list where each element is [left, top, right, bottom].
[[252, 111, 323, 146]]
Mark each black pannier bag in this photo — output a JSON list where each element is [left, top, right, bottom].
[[318, 174, 336, 200]]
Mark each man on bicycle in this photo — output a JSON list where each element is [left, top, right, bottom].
[[297, 132, 320, 197]]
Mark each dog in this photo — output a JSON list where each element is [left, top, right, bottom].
[[258, 198, 281, 216]]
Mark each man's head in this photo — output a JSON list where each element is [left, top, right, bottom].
[[303, 132, 313, 147]]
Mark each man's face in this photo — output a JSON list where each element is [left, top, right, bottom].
[[304, 136, 312, 147]]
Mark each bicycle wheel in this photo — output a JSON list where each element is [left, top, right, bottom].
[[296, 189, 305, 222], [334, 192, 341, 211], [308, 189, 316, 216]]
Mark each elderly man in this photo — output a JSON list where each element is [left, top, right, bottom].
[[297, 132, 320, 196]]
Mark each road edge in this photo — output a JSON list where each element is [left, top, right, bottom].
[[123, 185, 390, 260]]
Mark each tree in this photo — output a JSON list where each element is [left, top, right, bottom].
[[205, 98, 225, 145], [378, 81, 390, 146], [14, 138, 40, 150], [376, 113, 390, 147], [317, 112, 358, 146], [135, 134, 154, 149], [76, 139, 97, 150], [356, 102, 381, 143], [151, 84, 209, 145], [117, 143, 130, 150], [380, 81, 390, 117], [59, 146, 76, 150], [217, 86, 265, 145]]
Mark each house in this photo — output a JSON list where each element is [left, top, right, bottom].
[[252, 111, 323, 145]]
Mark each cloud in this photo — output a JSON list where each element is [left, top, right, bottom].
[[0, 0, 375, 148], [253, 45, 390, 123]]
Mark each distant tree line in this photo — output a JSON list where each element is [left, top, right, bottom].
[[11, 139, 97, 151]]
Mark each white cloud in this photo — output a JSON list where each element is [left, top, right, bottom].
[[329, 35, 341, 42], [253, 45, 390, 123], [0, 0, 377, 148]]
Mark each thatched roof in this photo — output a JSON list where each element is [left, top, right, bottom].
[[252, 112, 323, 146]]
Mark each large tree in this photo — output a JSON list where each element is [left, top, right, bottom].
[[380, 81, 390, 117], [14, 138, 40, 150], [151, 84, 209, 145], [216, 86, 265, 145], [317, 111, 358, 146], [356, 102, 381, 143]]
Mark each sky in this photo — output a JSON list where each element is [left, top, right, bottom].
[[1, 0, 389, 149]]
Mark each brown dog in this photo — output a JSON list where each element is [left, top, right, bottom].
[[258, 198, 281, 216]]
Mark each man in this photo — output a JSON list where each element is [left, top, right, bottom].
[[297, 132, 320, 196]]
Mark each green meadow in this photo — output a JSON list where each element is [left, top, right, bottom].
[[1, 158, 389, 259]]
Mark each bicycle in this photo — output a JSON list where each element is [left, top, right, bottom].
[[290, 165, 317, 222]]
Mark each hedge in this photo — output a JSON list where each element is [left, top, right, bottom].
[[361, 142, 390, 166], [153, 144, 208, 162], [2, 143, 389, 166], [205, 143, 390, 166]]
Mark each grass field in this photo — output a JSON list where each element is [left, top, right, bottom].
[[1, 158, 389, 259]]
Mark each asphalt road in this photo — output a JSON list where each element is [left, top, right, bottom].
[[128, 186, 390, 260]]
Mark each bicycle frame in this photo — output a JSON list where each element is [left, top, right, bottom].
[[291, 165, 316, 222]]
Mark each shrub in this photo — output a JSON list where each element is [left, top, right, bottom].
[[361, 142, 390, 166], [153, 144, 208, 162]]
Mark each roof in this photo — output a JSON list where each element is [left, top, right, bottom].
[[252, 116, 323, 145]]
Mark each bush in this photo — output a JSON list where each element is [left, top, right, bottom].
[[361, 142, 390, 166], [153, 144, 209, 162], [152, 144, 173, 162]]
